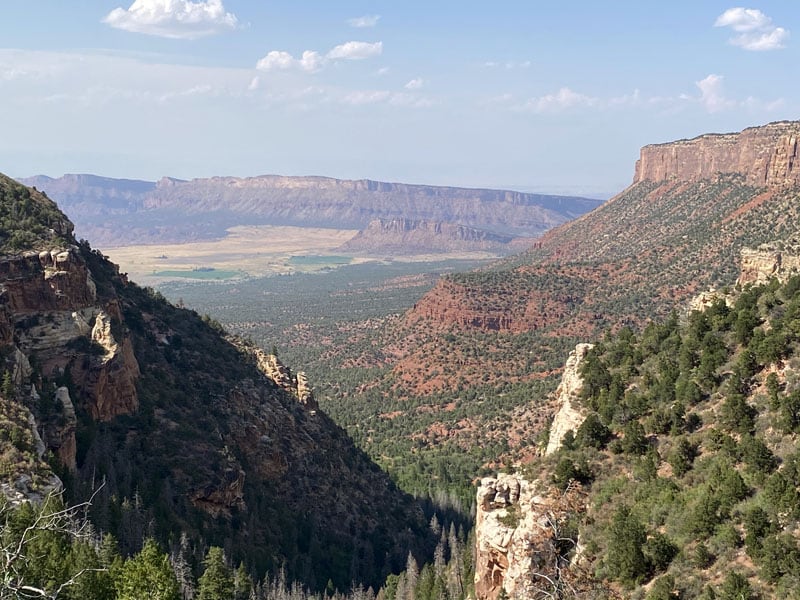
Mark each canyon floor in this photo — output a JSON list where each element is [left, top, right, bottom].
[[103, 224, 504, 285]]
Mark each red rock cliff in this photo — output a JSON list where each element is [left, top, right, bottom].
[[634, 121, 800, 186]]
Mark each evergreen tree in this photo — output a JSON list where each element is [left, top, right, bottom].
[[198, 546, 235, 600], [234, 562, 252, 600], [116, 539, 180, 600], [605, 505, 649, 587], [718, 572, 752, 600]]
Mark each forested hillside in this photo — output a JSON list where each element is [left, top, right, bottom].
[[503, 273, 800, 598], [0, 173, 436, 594]]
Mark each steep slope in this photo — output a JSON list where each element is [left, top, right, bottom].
[[0, 173, 431, 591], [20, 173, 601, 247], [270, 121, 800, 511], [400, 122, 800, 388], [473, 264, 800, 599]]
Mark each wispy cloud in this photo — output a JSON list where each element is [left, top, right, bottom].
[[404, 78, 424, 90], [482, 60, 532, 70], [256, 41, 382, 73], [693, 74, 735, 112], [500, 76, 781, 115], [341, 90, 390, 105], [340, 90, 433, 108], [519, 87, 599, 113], [347, 15, 380, 28], [103, 0, 239, 40], [714, 7, 789, 51]]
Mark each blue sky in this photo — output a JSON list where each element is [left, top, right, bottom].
[[0, 1, 797, 196]]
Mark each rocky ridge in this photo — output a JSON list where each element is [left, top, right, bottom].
[[252, 348, 317, 409], [402, 122, 800, 345], [737, 240, 800, 285]]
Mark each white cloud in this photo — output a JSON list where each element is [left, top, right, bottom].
[[248, 76, 260, 91], [256, 42, 382, 74], [715, 7, 771, 32], [255, 50, 325, 73], [376, 67, 390, 76], [695, 74, 736, 113], [348, 15, 380, 28], [103, 0, 238, 40], [520, 87, 598, 113], [327, 41, 383, 60], [256, 51, 295, 71], [405, 78, 424, 90], [714, 8, 789, 51]]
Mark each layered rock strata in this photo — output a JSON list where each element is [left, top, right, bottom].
[[635, 121, 800, 186]]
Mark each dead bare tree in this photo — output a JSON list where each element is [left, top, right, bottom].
[[1, 486, 105, 599]]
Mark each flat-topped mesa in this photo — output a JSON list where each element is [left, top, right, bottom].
[[634, 121, 800, 187]]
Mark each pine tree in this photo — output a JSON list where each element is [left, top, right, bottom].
[[234, 562, 252, 600], [116, 539, 180, 600], [198, 546, 235, 600], [605, 505, 649, 587]]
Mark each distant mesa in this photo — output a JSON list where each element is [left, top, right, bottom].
[[340, 218, 524, 255], [19, 173, 602, 251]]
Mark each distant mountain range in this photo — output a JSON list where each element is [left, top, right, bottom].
[[19, 173, 602, 251]]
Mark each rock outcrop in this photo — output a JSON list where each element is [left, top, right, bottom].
[[634, 121, 800, 186], [48, 387, 77, 472], [253, 349, 318, 410], [2, 249, 141, 427], [737, 242, 800, 286], [545, 343, 593, 455], [474, 474, 583, 600]]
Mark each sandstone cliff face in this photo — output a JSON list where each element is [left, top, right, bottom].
[[410, 280, 515, 331], [545, 343, 593, 456], [737, 242, 800, 286], [474, 474, 582, 600], [634, 121, 800, 186], [0, 245, 141, 471]]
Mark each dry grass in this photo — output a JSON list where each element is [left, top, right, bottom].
[[103, 225, 359, 284]]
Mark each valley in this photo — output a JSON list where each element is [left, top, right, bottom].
[[6, 4, 800, 600], [5, 121, 800, 599]]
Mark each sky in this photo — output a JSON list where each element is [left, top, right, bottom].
[[0, 1, 797, 197]]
